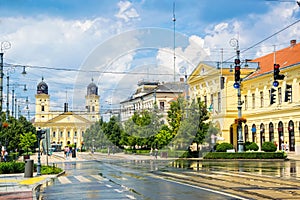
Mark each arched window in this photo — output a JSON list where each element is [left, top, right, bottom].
[[244, 125, 249, 142], [251, 124, 256, 143], [260, 123, 265, 149], [269, 122, 274, 142]]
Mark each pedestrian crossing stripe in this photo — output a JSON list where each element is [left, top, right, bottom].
[[90, 174, 105, 181], [58, 176, 72, 184], [74, 175, 91, 182], [57, 175, 106, 184]]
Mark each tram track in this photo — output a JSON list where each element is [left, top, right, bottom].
[[153, 170, 300, 200]]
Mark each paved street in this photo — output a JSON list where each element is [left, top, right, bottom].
[[1, 151, 300, 199]]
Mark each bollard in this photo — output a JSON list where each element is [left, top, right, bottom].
[[24, 159, 34, 177]]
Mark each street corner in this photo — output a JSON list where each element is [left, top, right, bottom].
[[19, 175, 53, 185]]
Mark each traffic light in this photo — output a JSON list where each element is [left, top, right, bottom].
[[270, 88, 276, 105], [234, 59, 241, 82], [273, 64, 285, 82], [233, 58, 241, 89], [284, 84, 292, 102]]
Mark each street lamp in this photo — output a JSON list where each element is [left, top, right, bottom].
[[0, 41, 11, 112], [11, 84, 27, 118], [230, 38, 244, 152]]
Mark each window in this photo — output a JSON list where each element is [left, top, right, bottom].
[[74, 131, 77, 137], [92, 106, 95, 112], [204, 96, 207, 107], [41, 105, 45, 112], [260, 91, 264, 108], [53, 132, 56, 138], [82, 131, 84, 137], [284, 84, 292, 102], [244, 95, 248, 110], [60, 131, 63, 138], [159, 102, 164, 111], [67, 131, 70, 138], [278, 87, 282, 104], [252, 93, 255, 109], [217, 92, 221, 113]]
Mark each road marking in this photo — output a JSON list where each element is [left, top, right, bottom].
[[74, 175, 91, 182], [90, 174, 105, 181], [114, 189, 123, 193], [58, 176, 72, 184], [126, 195, 136, 199]]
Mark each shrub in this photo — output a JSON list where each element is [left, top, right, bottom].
[[216, 142, 234, 152], [203, 151, 287, 159], [262, 142, 277, 152], [0, 162, 25, 174], [41, 165, 63, 175], [247, 142, 259, 151]]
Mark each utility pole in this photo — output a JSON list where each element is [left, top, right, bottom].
[[0, 52, 3, 112], [231, 38, 244, 152], [0, 41, 11, 113]]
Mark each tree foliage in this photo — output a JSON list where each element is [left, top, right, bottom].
[[0, 112, 36, 153], [19, 132, 37, 155]]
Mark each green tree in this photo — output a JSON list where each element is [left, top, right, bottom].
[[103, 116, 123, 148], [168, 98, 210, 150], [0, 113, 36, 153], [167, 96, 183, 136], [19, 132, 37, 155], [124, 105, 164, 149], [84, 118, 111, 151]]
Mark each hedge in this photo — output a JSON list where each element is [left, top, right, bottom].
[[203, 152, 287, 159]]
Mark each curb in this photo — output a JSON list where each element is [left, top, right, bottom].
[[32, 170, 66, 200]]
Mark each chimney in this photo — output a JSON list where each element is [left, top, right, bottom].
[[64, 103, 68, 112], [290, 39, 296, 47]]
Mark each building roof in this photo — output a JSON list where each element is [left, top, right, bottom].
[[120, 81, 184, 103], [247, 40, 300, 79]]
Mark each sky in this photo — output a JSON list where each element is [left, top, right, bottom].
[[0, 0, 300, 119]]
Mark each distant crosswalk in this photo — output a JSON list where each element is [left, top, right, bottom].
[[57, 175, 106, 184], [54, 175, 136, 199]]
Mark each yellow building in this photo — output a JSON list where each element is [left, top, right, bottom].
[[33, 78, 100, 149], [188, 61, 256, 149], [243, 40, 300, 153], [188, 40, 300, 154]]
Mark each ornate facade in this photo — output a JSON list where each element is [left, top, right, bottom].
[[33, 78, 100, 149], [188, 40, 300, 154]]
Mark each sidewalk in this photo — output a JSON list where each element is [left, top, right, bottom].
[[0, 152, 78, 200]]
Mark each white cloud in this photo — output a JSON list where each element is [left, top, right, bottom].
[[115, 1, 140, 22]]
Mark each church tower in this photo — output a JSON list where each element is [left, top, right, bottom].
[[85, 79, 100, 121], [35, 77, 50, 123]]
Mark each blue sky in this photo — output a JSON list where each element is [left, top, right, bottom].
[[0, 0, 300, 118]]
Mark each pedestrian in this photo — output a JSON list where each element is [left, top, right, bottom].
[[3, 151, 8, 162], [285, 141, 289, 152], [154, 148, 158, 159], [281, 141, 285, 151], [150, 148, 153, 156]]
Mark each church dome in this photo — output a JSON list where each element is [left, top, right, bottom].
[[37, 78, 48, 94], [87, 81, 98, 95]]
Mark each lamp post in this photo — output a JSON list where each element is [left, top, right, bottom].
[[0, 41, 11, 113], [11, 84, 27, 118], [230, 38, 244, 152]]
